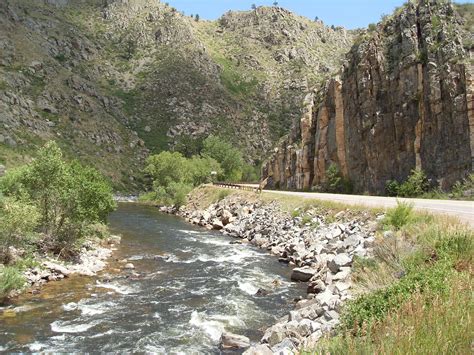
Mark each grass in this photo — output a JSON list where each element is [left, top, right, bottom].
[[381, 201, 414, 230], [312, 273, 472, 354], [0, 266, 25, 302], [309, 202, 473, 354]]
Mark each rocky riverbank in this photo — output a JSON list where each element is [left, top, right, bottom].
[[160, 192, 379, 352], [6, 235, 121, 299]]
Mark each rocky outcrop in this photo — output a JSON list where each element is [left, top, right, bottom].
[[263, 1, 473, 193], [164, 192, 377, 351]]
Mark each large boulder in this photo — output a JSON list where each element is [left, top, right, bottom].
[[327, 253, 352, 273], [291, 267, 317, 282], [220, 332, 250, 350]]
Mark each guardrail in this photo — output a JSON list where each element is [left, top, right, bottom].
[[213, 182, 259, 192]]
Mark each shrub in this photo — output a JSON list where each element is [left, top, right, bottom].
[[324, 164, 353, 194], [0, 141, 115, 254], [144, 151, 189, 187], [0, 197, 39, 263], [202, 135, 244, 182], [153, 182, 192, 207], [385, 179, 400, 197], [397, 169, 430, 197], [451, 174, 474, 200], [383, 201, 414, 230], [0, 266, 25, 301]]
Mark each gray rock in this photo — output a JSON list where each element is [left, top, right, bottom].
[[243, 344, 272, 355], [271, 338, 296, 354], [220, 332, 250, 350], [327, 253, 352, 273], [291, 266, 317, 282], [123, 263, 135, 270]]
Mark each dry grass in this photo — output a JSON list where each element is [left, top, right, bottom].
[[312, 274, 473, 355]]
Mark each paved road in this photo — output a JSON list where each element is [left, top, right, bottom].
[[231, 184, 474, 228]]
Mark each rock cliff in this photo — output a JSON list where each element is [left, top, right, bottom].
[[262, 0, 474, 193]]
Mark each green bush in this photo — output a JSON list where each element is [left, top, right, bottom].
[[397, 169, 430, 197], [202, 135, 244, 182], [0, 197, 39, 263], [0, 141, 116, 254], [383, 201, 414, 230], [323, 164, 353, 194], [451, 174, 473, 200], [385, 180, 400, 197], [0, 266, 25, 301], [340, 260, 453, 332]]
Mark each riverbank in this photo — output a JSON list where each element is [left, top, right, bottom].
[[2, 235, 121, 302], [160, 185, 473, 353], [158, 186, 378, 352]]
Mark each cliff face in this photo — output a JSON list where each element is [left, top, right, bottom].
[[262, 0, 474, 193]]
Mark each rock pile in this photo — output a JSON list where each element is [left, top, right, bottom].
[[22, 236, 120, 290], [164, 195, 377, 352]]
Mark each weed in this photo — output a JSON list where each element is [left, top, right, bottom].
[[382, 201, 414, 230], [0, 266, 25, 301]]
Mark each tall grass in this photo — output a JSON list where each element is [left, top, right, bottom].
[[313, 274, 472, 354]]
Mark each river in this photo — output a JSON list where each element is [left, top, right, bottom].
[[0, 204, 306, 353]]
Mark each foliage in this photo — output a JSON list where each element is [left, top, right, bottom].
[[202, 135, 244, 181], [154, 182, 193, 207], [317, 164, 353, 194], [0, 197, 39, 263], [398, 169, 430, 197], [382, 201, 414, 230], [0, 266, 25, 301], [144, 150, 222, 206], [313, 274, 472, 354], [384, 179, 399, 197], [451, 174, 474, 200], [0, 141, 115, 254], [145, 151, 190, 187], [174, 135, 204, 158], [241, 163, 260, 183]]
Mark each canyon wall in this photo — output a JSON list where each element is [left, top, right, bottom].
[[262, 0, 473, 193]]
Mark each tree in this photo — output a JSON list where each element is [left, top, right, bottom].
[[202, 136, 244, 182], [195, 14, 200, 22], [0, 197, 39, 263], [273, 1, 278, 6], [314, 16, 319, 21], [144, 151, 189, 187], [0, 141, 116, 253], [251, 4, 257, 10]]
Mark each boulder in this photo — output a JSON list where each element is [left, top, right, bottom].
[[327, 253, 352, 273], [220, 332, 250, 350], [211, 219, 224, 230], [123, 263, 135, 270], [243, 344, 272, 355], [291, 267, 317, 282]]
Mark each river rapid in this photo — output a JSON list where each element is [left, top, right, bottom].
[[0, 204, 306, 353]]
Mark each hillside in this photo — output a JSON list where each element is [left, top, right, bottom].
[[0, 0, 353, 188], [262, 0, 474, 194]]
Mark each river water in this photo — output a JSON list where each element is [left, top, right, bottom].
[[1, 204, 306, 353]]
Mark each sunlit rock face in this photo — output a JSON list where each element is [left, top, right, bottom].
[[263, 0, 473, 193]]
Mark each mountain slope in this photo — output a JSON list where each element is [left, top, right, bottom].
[[0, 0, 353, 187]]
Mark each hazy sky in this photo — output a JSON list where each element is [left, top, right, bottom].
[[165, 0, 473, 29]]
